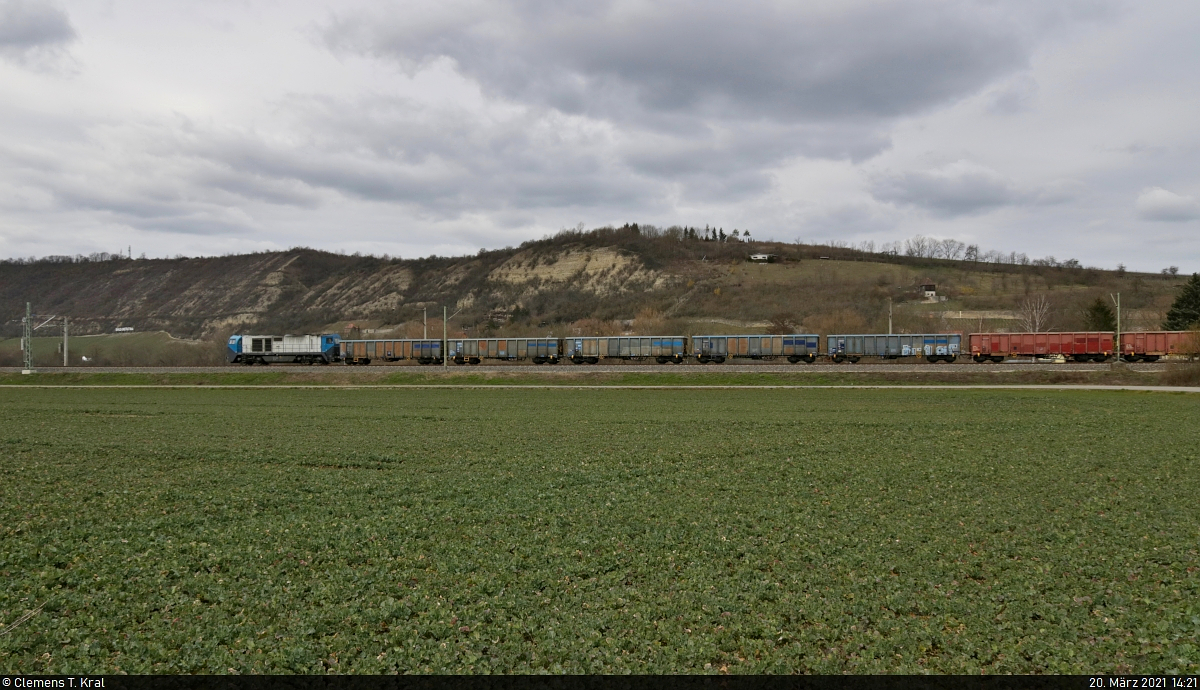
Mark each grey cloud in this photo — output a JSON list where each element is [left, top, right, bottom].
[[184, 95, 676, 214], [1033, 179, 1086, 205], [320, 0, 1056, 164], [0, 94, 674, 233], [0, 0, 76, 69], [1136, 187, 1200, 221], [871, 161, 1022, 216], [985, 74, 1040, 114], [323, 1, 1029, 122]]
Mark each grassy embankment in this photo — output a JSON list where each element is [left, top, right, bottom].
[[1, 387, 1198, 673], [0, 332, 221, 368], [1, 363, 1199, 387]]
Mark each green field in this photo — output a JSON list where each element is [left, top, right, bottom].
[[1, 388, 1198, 674]]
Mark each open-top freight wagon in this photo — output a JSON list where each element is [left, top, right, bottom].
[[564, 336, 687, 364], [691, 334, 820, 364], [825, 333, 961, 363], [1119, 331, 1199, 362], [445, 338, 561, 365], [343, 339, 443, 365], [968, 332, 1113, 363]]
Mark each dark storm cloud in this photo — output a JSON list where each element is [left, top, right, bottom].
[[0, 0, 76, 67]]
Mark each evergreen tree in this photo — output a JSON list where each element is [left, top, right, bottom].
[[1082, 297, 1116, 331], [1163, 273, 1200, 330], [718, 228, 726, 242]]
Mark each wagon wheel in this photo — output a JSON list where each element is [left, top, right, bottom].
[[787, 356, 800, 364]]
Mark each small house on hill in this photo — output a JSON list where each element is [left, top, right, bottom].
[[749, 253, 779, 263], [918, 279, 943, 303]]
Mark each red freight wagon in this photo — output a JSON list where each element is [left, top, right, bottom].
[[968, 332, 1114, 363], [1120, 331, 1200, 362]]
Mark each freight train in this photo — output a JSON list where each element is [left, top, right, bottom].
[[227, 329, 1197, 365]]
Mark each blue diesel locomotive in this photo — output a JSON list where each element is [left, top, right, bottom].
[[227, 334, 341, 365]]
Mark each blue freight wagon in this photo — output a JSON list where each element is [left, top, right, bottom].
[[343, 339, 442, 365], [825, 333, 961, 363], [446, 338, 561, 365], [565, 336, 686, 364], [692, 334, 820, 364]]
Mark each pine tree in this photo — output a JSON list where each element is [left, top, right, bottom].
[[1163, 273, 1200, 330], [1082, 297, 1116, 331]]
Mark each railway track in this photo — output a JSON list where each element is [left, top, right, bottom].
[[2, 362, 1173, 374]]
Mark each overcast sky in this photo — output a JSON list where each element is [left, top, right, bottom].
[[0, 0, 1197, 271]]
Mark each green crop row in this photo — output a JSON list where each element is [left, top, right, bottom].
[[1, 388, 1197, 673]]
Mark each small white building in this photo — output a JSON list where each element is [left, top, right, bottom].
[[749, 253, 778, 263]]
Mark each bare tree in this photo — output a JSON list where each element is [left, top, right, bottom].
[[1017, 294, 1054, 332], [905, 235, 931, 257], [940, 239, 965, 260]]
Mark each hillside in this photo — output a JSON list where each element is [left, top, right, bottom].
[[1, 225, 1192, 364]]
